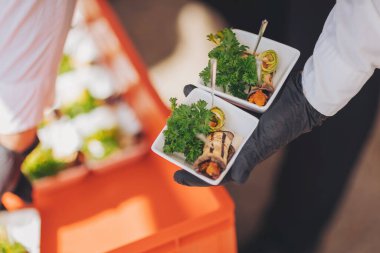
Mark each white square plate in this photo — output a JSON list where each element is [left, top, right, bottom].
[[196, 29, 300, 113], [0, 208, 41, 253], [151, 88, 259, 185]]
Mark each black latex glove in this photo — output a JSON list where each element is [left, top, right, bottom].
[[0, 146, 24, 195], [0, 138, 38, 205], [174, 72, 328, 186]]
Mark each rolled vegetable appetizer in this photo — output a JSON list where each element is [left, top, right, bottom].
[[209, 107, 225, 132], [193, 131, 235, 179], [259, 49, 278, 74], [247, 83, 275, 106], [247, 50, 278, 106]]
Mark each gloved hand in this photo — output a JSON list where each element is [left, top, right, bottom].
[[0, 145, 24, 195], [0, 138, 38, 206], [174, 72, 328, 186]]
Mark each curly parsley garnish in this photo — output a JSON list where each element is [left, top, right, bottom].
[[163, 98, 213, 163], [200, 28, 258, 99]]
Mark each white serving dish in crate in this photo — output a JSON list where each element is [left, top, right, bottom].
[[197, 29, 300, 113], [0, 208, 41, 253], [151, 88, 259, 185]]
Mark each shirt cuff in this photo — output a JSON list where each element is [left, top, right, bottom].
[[302, 37, 374, 117], [0, 79, 53, 135]]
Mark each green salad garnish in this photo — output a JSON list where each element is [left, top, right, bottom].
[[82, 128, 121, 160], [0, 241, 28, 253], [60, 89, 100, 119], [58, 54, 74, 75], [0, 226, 28, 253], [163, 98, 213, 163], [21, 145, 68, 180], [200, 28, 258, 99]]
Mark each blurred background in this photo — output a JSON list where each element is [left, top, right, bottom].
[[1, 0, 379, 252], [108, 0, 380, 252]]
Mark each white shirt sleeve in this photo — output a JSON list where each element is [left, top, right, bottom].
[[0, 0, 76, 134], [302, 0, 380, 116]]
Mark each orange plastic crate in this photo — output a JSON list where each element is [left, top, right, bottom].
[[30, 0, 238, 252], [36, 160, 236, 253]]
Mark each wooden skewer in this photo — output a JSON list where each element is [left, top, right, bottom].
[[253, 19, 268, 54], [210, 58, 217, 108]]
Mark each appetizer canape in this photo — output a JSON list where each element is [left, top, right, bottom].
[[200, 28, 279, 107], [163, 98, 235, 179]]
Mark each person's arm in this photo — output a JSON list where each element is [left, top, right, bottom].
[[0, 0, 76, 197], [174, 0, 380, 186], [303, 0, 380, 116], [0, 0, 76, 139]]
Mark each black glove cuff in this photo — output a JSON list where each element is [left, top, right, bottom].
[[230, 72, 328, 183], [0, 145, 23, 195], [0, 137, 38, 196]]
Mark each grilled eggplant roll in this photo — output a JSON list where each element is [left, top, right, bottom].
[[193, 131, 235, 179]]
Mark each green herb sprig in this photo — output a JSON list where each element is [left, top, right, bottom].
[[58, 54, 74, 75], [163, 98, 213, 163], [200, 28, 258, 99], [22, 145, 68, 180]]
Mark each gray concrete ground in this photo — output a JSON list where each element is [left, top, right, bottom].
[[110, 0, 380, 252]]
